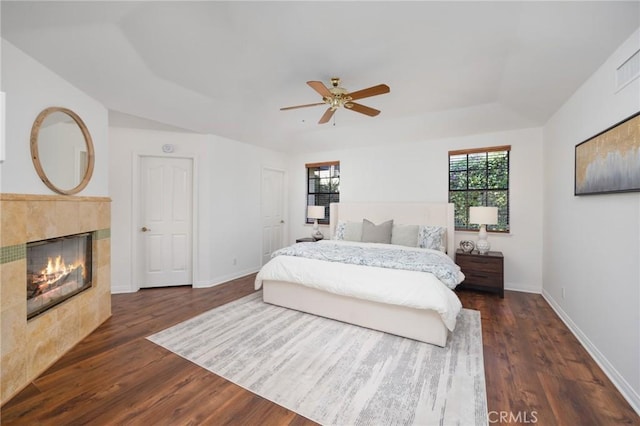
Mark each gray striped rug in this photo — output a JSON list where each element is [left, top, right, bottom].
[[148, 292, 488, 425]]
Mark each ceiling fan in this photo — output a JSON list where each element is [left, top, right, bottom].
[[280, 77, 390, 124]]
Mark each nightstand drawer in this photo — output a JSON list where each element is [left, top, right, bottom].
[[462, 271, 502, 288], [457, 256, 502, 274]]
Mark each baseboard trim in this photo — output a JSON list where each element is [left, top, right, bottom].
[[194, 268, 260, 288], [504, 285, 541, 294], [111, 268, 260, 293], [110, 286, 138, 294], [542, 289, 640, 416]]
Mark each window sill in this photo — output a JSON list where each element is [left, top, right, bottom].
[[455, 229, 512, 236]]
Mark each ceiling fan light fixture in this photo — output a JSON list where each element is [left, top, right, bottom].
[[329, 97, 342, 108], [280, 77, 390, 124]]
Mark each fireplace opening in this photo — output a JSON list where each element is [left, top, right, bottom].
[[26, 232, 93, 320]]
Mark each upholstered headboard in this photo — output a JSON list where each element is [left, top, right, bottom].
[[329, 202, 456, 260]]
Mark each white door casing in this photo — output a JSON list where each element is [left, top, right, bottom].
[[261, 167, 286, 266], [138, 156, 193, 288]]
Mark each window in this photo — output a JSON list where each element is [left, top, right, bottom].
[[306, 161, 340, 224], [448, 146, 510, 232]]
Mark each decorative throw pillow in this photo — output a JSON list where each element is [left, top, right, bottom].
[[343, 221, 363, 241], [361, 219, 393, 244], [333, 221, 346, 240], [418, 225, 446, 251], [391, 224, 419, 247]]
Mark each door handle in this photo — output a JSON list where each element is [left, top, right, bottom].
[[141, 226, 151, 232]]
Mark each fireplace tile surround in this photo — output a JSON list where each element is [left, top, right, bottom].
[[0, 193, 111, 404]]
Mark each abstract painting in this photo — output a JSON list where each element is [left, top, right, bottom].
[[575, 111, 640, 195]]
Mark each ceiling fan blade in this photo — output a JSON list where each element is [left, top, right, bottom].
[[307, 81, 333, 98], [280, 102, 326, 111], [347, 84, 390, 101], [318, 108, 336, 124], [344, 102, 380, 117]]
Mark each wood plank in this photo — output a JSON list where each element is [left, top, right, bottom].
[[1, 275, 638, 425], [457, 289, 640, 425]]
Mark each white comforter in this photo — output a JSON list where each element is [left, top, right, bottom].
[[255, 240, 463, 331]]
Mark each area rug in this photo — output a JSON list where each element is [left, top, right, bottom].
[[147, 292, 488, 425]]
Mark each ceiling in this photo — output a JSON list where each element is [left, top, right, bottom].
[[2, 1, 639, 153]]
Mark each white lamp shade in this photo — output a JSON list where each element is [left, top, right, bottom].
[[469, 206, 498, 225], [307, 205, 325, 220]]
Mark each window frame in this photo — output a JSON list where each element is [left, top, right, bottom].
[[448, 145, 510, 232], [306, 161, 340, 225]]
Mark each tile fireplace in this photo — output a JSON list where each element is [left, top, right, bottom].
[[26, 232, 93, 319], [0, 193, 111, 405]]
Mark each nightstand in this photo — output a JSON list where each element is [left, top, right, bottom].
[[295, 237, 316, 243], [455, 249, 504, 298]]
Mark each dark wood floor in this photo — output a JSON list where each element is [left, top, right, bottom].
[[2, 274, 639, 425]]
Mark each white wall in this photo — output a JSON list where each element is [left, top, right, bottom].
[[108, 127, 286, 293], [288, 127, 544, 293], [543, 28, 640, 411], [0, 40, 108, 196]]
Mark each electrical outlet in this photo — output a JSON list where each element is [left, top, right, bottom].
[[233, 257, 237, 266], [561, 287, 566, 299]]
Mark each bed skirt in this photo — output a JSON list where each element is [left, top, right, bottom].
[[262, 280, 450, 347]]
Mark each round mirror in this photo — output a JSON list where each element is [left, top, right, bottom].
[[30, 107, 95, 195]]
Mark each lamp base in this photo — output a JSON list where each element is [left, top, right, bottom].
[[312, 220, 324, 240], [476, 224, 490, 254], [476, 239, 490, 254]]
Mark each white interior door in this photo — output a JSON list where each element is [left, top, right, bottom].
[[261, 168, 285, 265], [139, 156, 193, 288]]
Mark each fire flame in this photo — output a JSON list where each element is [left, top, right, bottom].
[[44, 256, 66, 275], [41, 256, 85, 279]]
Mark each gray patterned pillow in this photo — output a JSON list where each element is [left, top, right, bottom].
[[418, 225, 446, 251], [334, 221, 363, 241], [361, 219, 393, 244]]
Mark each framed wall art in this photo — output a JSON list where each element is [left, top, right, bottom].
[[0, 92, 5, 162], [575, 111, 640, 195]]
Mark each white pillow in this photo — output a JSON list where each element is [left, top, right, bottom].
[[391, 224, 419, 247], [418, 225, 446, 251], [344, 221, 363, 241]]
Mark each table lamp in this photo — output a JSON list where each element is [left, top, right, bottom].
[[469, 206, 498, 254], [307, 205, 325, 240]]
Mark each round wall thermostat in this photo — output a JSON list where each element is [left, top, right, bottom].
[[162, 144, 174, 153]]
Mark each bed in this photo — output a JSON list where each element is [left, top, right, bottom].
[[255, 202, 463, 347]]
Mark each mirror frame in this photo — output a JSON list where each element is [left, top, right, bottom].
[[30, 107, 95, 195]]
